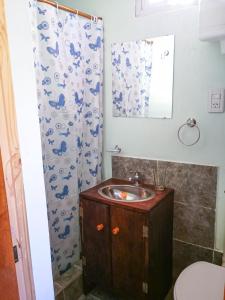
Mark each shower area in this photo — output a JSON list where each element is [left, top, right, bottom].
[[29, 0, 103, 279]]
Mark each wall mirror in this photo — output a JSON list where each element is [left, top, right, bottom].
[[111, 35, 174, 118]]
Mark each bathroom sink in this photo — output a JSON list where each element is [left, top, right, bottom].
[[98, 185, 155, 202]]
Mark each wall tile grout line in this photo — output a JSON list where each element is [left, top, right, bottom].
[[173, 238, 223, 253], [174, 200, 216, 211], [113, 154, 218, 168]]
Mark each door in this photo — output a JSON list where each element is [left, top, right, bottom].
[[81, 199, 112, 291], [0, 152, 19, 300], [0, 0, 35, 298], [111, 207, 148, 299]]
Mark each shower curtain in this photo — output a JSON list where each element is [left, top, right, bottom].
[[29, 1, 103, 277]]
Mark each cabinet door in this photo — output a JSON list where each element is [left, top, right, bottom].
[[81, 199, 111, 290], [111, 207, 148, 299]]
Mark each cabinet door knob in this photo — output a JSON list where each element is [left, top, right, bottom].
[[96, 224, 104, 231], [112, 227, 120, 235]]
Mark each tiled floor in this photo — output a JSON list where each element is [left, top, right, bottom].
[[54, 262, 174, 300], [54, 262, 83, 300], [79, 287, 174, 300]]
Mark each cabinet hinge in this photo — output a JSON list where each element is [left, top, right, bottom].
[[79, 206, 83, 218], [142, 282, 148, 294], [82, 256, 86, 266], [13, 245, 19, 263], [143, 225, 148, 238]]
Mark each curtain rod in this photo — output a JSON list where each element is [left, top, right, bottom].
[[37, 0, 102, 21]]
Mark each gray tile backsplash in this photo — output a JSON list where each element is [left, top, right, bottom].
[[173, 240, 213, 280], [213, 251, 223, 266], [112, 156, 217, 209], [173, 202, 215, 248], [112, 156, 218, 280], [160, 161, 217, 209]]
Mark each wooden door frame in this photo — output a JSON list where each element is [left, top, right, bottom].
[[0, 0, 35, 299], [0, 151, 20, 299]]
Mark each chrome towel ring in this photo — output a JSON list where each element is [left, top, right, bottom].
[[178, 118, 200, 146]]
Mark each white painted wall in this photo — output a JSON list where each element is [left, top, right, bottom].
[[4, 0, 54, 299], [60, 0, 225, 251]]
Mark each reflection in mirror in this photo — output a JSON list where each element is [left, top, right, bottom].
[[111, 35, 174, 118]]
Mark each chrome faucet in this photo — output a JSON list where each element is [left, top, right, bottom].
[[128, 171, 143, 186]]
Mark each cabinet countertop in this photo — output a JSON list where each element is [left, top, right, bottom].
[[80, 178, 174, 213]]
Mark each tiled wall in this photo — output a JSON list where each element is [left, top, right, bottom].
[[112, 156, 223, 279]]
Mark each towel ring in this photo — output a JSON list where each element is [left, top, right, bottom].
[[178, 118, 200, 146]]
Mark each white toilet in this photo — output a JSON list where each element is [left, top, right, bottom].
[[174, 261, 225, 300]]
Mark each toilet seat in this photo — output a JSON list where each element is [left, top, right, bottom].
[[174, 261, 225, 300]]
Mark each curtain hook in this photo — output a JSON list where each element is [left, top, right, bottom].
[[54, 1, 59, 14], [92, 15, 97, 23]]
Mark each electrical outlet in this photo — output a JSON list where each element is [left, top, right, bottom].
[[208, 89, 225, 113]]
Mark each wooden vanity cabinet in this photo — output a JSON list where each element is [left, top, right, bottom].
[[80, 179, 174, 300]]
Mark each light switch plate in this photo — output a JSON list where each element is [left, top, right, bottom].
[[208, 89, 225, 113]]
